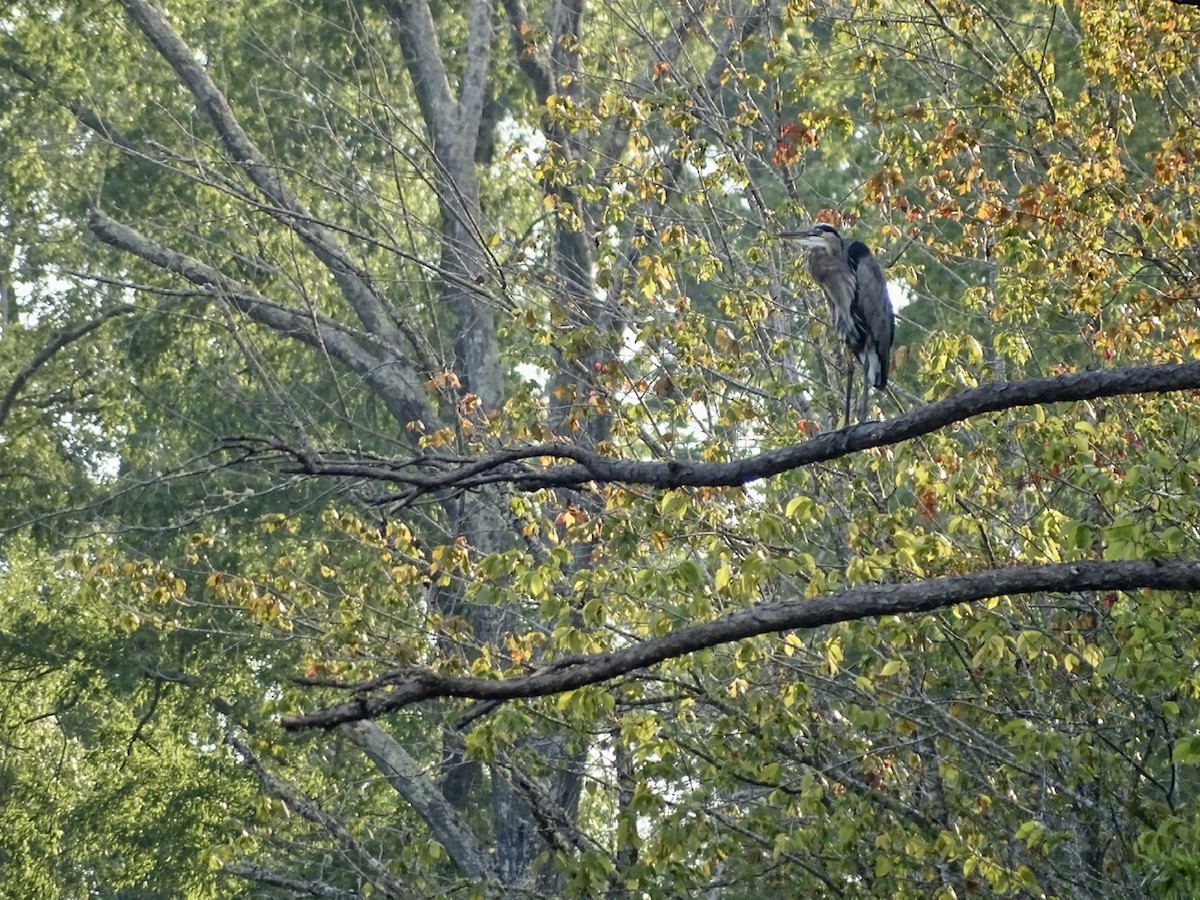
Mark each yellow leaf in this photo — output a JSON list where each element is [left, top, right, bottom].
[[785, 495, 812, 520], [714, 564, 732, 592]]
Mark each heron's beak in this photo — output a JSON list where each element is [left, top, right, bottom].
[[777, 228, 819, 240]]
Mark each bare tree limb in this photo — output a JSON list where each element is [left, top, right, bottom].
[[115, 0, 408, 354], [87, 208, 436, 429], [381, 0, 492, 200], [4, 36, 473, 311], [225, 733, 410, 896], [222, 862, 359, 899], [382, 0, 458, 139], [381, 0, 500, 407], [2, 47, 475, 336], [0, 303, 135, 428], [234, 361, 1200, 498], [341, 720, 495, 881], [281, 559, 1200, 729], [501, 0, 553, 98], [458, 0, 496, 139]]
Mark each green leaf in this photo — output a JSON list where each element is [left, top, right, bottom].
[[1173, 737, 1200, 765]]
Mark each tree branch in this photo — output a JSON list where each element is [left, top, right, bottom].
[[239, 361, 1200, 498], [458, 0, 496, 139], [87, 207, 436, 429], [382, 0, 458, 142], [0, 303, 135, 428], [501, 0, 553, 99], [594, 2, 706, 187], [222, 862, 359, 899], [281, 559, 1200, 729], [381, 0, 498, 407], [115, 0, 408, 355], [225, 733, 408, 896], [341, 720, 495, 880]]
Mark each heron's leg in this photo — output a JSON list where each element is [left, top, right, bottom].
[[858, 378, 870, 423], [842, 355, 854, 428]]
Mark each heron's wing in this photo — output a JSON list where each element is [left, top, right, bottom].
[[846, 242, 895, 387]]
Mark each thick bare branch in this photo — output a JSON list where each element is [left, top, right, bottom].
[[281, 559, 1200, 729], [380, 0, 500, 408], [341, 721, 495, 880], [501, 0, 553, 99], [382, 0, 457, 134], [87, 208, 436, 429], [115, 0, 406, 353], [0, 48, 487, 320], [487, 360, 1200, 491], [459, 0, 497, 138], [238, 361, 1200, 497]]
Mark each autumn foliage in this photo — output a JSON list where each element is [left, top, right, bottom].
[[1, 0, 1200, 896]]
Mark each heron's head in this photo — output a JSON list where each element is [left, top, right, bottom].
[[778, 224, 842, 254]]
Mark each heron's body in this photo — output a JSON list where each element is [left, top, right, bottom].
[[780, 225, 894, 424]]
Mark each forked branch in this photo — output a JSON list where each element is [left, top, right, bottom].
[[237, 361, 1200, 500]]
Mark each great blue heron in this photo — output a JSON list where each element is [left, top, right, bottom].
[[780, 224, 895, 426]]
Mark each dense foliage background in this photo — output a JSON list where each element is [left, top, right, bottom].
[[2, 0, 1199, 895]]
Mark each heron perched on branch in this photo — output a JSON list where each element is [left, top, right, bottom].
[[780, 224, 895, 426]]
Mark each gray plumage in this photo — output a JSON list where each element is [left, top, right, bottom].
[[779, 224, 894, 425]]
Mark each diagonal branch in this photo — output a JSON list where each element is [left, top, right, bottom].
[[0, 303, 136, 428], [341, 720, 495, 880], [501, 0, 553, 99], [381, 0, 458, 139], [115, 0, 406, 353], [222, 862, 359, 899], [458, 0, 497, 139], [381, 0, 499, 407], [0, 45, 491, 323], [87, 208, 436, 429], [381, 0, 491, 207], [281, 559, 1200, 729], [225, 734, 408, 895], [238, 360, 1200, 498]]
